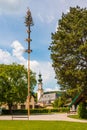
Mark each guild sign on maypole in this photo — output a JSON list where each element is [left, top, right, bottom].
[[25, 8, 34, 119]]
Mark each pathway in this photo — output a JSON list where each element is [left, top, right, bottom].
[[0, 113, 87, 123]]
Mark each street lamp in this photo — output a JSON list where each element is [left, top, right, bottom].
[[25, 8, 34, 120]]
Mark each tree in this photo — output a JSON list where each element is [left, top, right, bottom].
[[53, 97, 64, 108], [0, 63, 37, 112], [49, 6, 87, 97], [53, 92, 70, 108]]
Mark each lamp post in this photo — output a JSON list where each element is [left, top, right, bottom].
[[25, 8, 33, 120]]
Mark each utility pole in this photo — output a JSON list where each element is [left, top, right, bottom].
[[25, 8, 34, 120]]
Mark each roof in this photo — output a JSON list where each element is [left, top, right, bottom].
[[69, 89, 87, 107], [38, 91, 62, 102], [44, 91, 62, 96]]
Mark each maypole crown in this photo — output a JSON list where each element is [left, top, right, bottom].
[[25, 8, 34, 27]]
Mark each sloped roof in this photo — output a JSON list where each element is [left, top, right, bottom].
[[38, 91, 62, 102], [44, 91, 62, 96], [69, 89, 87, 107]]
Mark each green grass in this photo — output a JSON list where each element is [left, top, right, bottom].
[[68, 114, 87, 120], [0, 121, 87, 130], [68, 115, 80, 119]]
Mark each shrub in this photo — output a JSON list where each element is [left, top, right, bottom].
[[2, 107, 70, 115], [2, 109, 27, 115], [78, 102, 86, 118]]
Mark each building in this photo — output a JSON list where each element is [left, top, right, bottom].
[[69, 88, 87, 112], [1, 95, 35, 110], [37, 73, 61, 107], [37, 73, 44, 101]]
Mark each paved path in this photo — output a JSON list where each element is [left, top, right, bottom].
[[0, 113, 87, 123]]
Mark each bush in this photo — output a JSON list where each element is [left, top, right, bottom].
[[78, 102, 87, 119], [30, 109, 49, 114], [30, 108, 69, 114], [2, 109, 28, 115], [2, 107, 70, 115]]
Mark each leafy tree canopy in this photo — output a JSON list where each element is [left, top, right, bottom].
[[49, 6, 87, 97], [0, 63, 37, 110]]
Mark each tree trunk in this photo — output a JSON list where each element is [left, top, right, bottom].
[[8, 103, 13, 115]]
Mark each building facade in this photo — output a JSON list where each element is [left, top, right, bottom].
[[37, 73, 60, 107]]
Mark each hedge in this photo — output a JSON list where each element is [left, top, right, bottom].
[[2, 107, 69, 115]]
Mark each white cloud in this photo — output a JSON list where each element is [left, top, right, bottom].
[[0, 40, 27, 66], [30, 61, 57, 92], [0, 49, 13, 64], [11, 40, 25, 56], [60, 0, 66, 3], [37, 13, 44, 23], [45, 86, 60, 92], [31, 61, 56, 84], [0, 0, 87, 21], [0, 0, 57, 23], [30, 60, 39, 71], [11, 41, 55, 84], [11, 40, 27, 66], [46, 15, 55, 24], [0, 40, 56, 91], [30, 60, 57, 91], [0, 0, 30, 15], [37, 13, 55, 23]]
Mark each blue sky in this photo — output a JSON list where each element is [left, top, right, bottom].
[[0, 0, 87, 92]]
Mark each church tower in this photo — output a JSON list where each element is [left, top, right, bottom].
[[37, 73, 43, 101]]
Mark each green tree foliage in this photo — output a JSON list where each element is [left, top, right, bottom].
[[53, 97, 64, 108], [53, 92, 70, 108], [78, 102, 87, 118], [0, 63, 37, 111], [49, 6, 87, 96]]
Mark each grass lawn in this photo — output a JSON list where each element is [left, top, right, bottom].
[[68, 115, 87, 120], [68, 115, 80, 119], [0, 121, 87, 130]]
